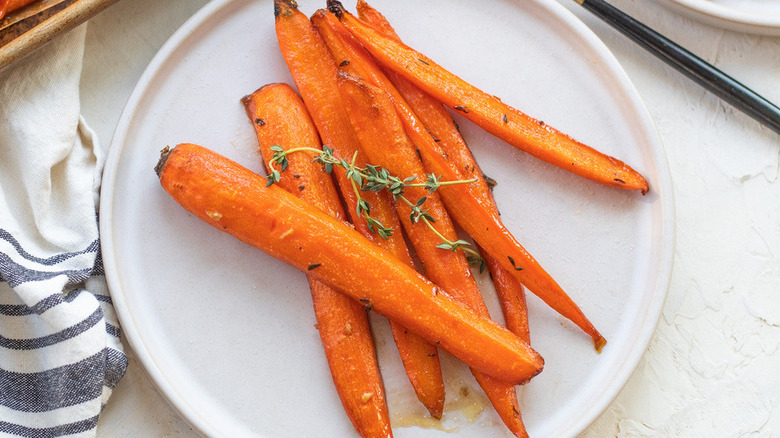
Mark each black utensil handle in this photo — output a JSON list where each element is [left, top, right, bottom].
[[580, 0, 780, 135]]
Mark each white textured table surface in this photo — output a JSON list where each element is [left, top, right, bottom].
[[83, 0, 780, 436]]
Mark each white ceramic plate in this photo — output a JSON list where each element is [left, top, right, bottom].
[[101, 0, 674, 436], [657, 0, 780, 35]]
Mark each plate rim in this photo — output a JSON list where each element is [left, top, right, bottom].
[[100, 0, 240, 435], [99, 0, 676, 436], [659, 0, 780, 35]]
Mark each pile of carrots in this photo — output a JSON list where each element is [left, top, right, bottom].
[[155, 1, 649, 436]]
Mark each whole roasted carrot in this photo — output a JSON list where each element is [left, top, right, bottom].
[[331, 3, 649, 194], [336, 71, 530, 438], [156, 143, 544, 385], [241, 83, 391, 438], [321, 3, 606, 351], [273, 0, 445, 418], [356, 0, 533, 345]]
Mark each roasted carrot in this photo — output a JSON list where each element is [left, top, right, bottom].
[[356, 0, 532, 344], [331, 3, 649, 194], [0, 0, 36, 20], [336, 72, 530, 437], [313, 10, 478, 328], [445, 167, 607, 350], [484, 252, 531, 342], [156, 143, 544, 385], [274, 0, 364, 230], [241, 83, 392, 438], [274, 0, 445, 417], [320, 3, 606, 351], [242, 83, 344, 217], [358, 10, 534, 433]]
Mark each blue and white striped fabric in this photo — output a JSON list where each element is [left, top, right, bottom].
[[0, 24, 127, 437]]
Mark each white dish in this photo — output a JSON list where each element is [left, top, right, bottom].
[[100, 0, 674, 436], [657, 0, 780, 35]]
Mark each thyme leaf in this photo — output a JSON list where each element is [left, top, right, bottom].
[[265, 146, 481, 265]]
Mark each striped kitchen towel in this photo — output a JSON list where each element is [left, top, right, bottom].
[[0, 24, 127, 437]]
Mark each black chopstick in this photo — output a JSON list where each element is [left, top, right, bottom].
[[575, 0, 780, 135]]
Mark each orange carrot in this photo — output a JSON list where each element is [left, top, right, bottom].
[[336, 72, 530, 437], [484, 252, 531, 343], [357, 12, 534, 432], [241, 83, 391, 438], [313, 11, 478, 318], [332, 2, 648, 194], [319, 4, 606, 351], [156, 143, 544, 385], [274, 0, 445, 417], [354, 0, 478, 181], [242, 83, 344, 218], [0, 0, 36, 20], [274, 0, 363, 229], [356, 0, 533, 345]]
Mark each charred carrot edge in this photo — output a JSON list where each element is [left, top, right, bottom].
[[273, 0, 445, 418], [336, 71, 530, 438], [156, 143, 544, 385], [332, 3, 648, 194], [324, 2, 605, 351], [356, 0, 532, 345], [241, 83, 392, 438]]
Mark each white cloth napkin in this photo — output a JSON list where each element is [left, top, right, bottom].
[[0, 24, 126, 437]]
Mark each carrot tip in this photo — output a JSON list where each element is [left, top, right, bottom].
[[429, 397, 444, 419], [274, 0, 297, 18], [327, 0, 346, 18], [594, 335, 607, 353], [155, 146, 172, 177]]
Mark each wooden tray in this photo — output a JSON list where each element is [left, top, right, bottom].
[[0, 0, 119, 70]]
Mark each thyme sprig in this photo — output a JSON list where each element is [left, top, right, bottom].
[[266, 145, 485, 270]]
